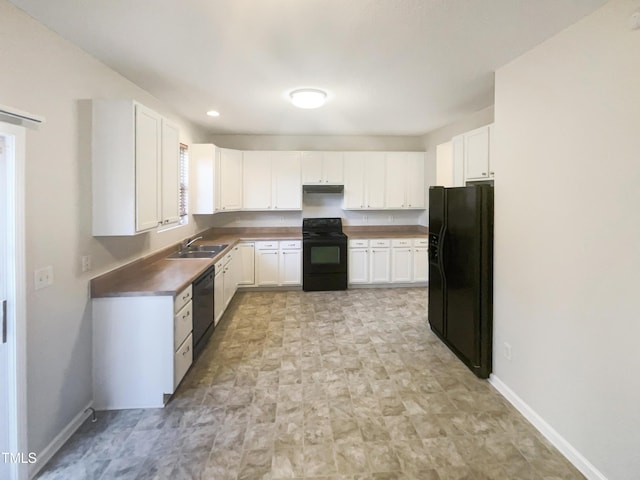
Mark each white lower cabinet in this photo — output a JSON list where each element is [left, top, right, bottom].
[[370, 239, 391, 284], [391, 239, 413, 283], [280, 241, 302, 286], [235, 242, 255, 286], [92, 284, 193, 409], [255, 240, 302, 287], [214, 249, 239, 325], [348, 237, 429, 286], [256, 242, 280, 286], [413, 238, 429, 282], [348, 239, 370, 284], [214, 268, 224, 326]]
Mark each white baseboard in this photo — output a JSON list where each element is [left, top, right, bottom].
[[29, 401, 93, 479], [489, 375, 607, 480]]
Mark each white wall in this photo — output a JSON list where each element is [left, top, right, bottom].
[[0, 0, 211, 462], [492, 1, 640, 478]]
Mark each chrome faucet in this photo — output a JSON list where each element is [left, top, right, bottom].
[[183, 236, 203, 249]]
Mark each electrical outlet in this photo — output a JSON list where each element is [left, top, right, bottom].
[[35, 266, 54, 290], [362, 215, 368, 223], [388, 215, 394, 223], [81, 255, 92, 273], [503, 342, 512, 361]]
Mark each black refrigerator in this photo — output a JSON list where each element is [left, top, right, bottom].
[[428, 185, 493, 378]]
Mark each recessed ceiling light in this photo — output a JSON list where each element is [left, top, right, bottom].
[[289, 89, 327, 109], [206, 110, 220, 117]]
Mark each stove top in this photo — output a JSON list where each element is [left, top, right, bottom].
[[302, 217, 344, 235], [303, 231, 347, 239]]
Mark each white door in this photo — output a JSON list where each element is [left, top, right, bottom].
[[219, 148, 243, 210], [256, 250, 279, 286], [160, 119, 180, 225], [134, 104, 161, 232], [301, 151, 323, 184], [272, 152, 301, 210], [213, 270, 224, 326], [464, 126, 490, 180], [370, 248, 391, 283], [322, 152, 343, 184], [391, 248, 413, 283], [413, 247, 429, 282], [1, 121, 28, 480], [406, 153, 425, 209], [242, 151, 272, 210], [279, 249, 301, 286], [343, 153, 365, 209], [348, 248, 369, 284], [364, 152, 386, 209], [384, 152, 406, 209]]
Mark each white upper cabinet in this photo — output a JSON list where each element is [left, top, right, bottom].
[[406, 152, 425, 208], [243, 151, 272, 210], [343, 152, 385, 210], [272, 151, 302, 210], [191, 144, 219, 214], [452, 135, 465, 187], [134, 104, 161, 232], [160, 119, 181, 226], [92, 100, 180, 236], [302, 151, 343, 184], [452, 124, 494, 184], [242, 151, 301, 211], [385, 152, 407, 209], [343, 152, 366, 209], [384, 152, 425, 209], [465, 125, 491, 180], [220, 148, 243, 211]]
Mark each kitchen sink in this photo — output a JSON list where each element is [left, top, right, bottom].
[[186, 244, 228, 253], [166, 244, 228, 259]]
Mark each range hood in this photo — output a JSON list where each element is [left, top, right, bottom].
[[303, 184, 344, 194]]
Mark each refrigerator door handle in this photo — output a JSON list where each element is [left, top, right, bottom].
[[439, 227, 447, 281]]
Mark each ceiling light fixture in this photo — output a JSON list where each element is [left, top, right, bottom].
[[206, 110, 220, 117], [289, 89, 327, 109]]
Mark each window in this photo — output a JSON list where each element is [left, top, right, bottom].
[[179, 143, 189, 225]]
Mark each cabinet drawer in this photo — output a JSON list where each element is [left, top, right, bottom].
[[280, 240, 301, 249], [370, 239, 391, 247], [392, 239, 412, 247], [349, 239, 369, 248], [174, 285, 192, 313], [174, 301, 192, 351], [255, 241, 279, 250], [413, 238, 428, 247], [174, 333, 193, 390]]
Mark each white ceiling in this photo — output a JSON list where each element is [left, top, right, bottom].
[[11, 0, 606, 136]]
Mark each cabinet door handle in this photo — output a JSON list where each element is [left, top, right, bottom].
[[482, 172, 487, 176], [490, 171, 495, 175], [183, 346, 190, 355]]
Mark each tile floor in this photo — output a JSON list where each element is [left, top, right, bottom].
[[36, 288, 585, 479]]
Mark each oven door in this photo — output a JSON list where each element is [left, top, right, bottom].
[[303, 237, 347, 274]]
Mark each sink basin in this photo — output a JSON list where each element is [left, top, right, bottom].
[[186, 244, 228, 254], [166, 244, 228, 259]]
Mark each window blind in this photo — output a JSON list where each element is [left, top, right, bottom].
[[179, 143, 189, 224]]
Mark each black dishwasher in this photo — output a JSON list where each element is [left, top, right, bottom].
[[192, 266, 215, 358]]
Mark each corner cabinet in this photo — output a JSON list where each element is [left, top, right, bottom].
[[92, 100, 181, 236]]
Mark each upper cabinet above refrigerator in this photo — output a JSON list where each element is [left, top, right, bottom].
[[450, 124, 494, 186]]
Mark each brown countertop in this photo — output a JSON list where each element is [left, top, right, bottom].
[[344, 225, 428, 239], [91, 227, 301, 298], [90, 225, 427, 298]]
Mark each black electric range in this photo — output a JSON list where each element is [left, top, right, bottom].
[[302, 218, 348, 291]]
